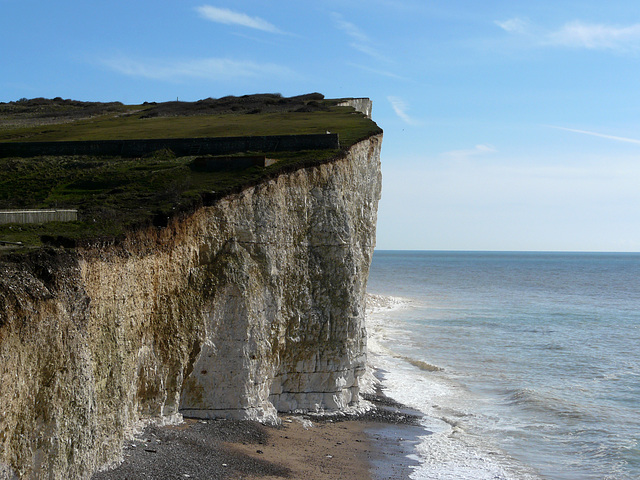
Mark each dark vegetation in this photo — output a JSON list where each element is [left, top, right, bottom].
[[0, 97, 130, 130], [0, 94, 381, 250], [139, 92, 330, 117]]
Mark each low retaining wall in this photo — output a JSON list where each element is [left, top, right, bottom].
[[0, 209, 77, 225], [0, 134, 339, 158]]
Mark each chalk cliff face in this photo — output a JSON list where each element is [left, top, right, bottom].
[[0, 133, 382, 479]]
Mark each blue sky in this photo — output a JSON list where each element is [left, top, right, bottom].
[[3, 0, 640, 251]]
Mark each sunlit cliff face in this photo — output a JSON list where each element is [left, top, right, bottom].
[[0, 134, 382, 479]]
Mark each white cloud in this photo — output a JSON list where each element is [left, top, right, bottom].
[[334, 15, 370, 44], [196, 5, 282, 34], [442, 144, 497, 159], [101, 56, 295, 81], [496, 17, 640, 52], [388, 96, 419, 125], [548, 126, 640, 145], [334, 14, 389, 62], [546, 21, 640, 50], [495, 17, 529, 35]]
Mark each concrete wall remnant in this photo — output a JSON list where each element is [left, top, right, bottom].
[[0, 209, 78, 225]]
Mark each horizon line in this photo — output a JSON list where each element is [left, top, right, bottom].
[[373, 248, 640, 254]]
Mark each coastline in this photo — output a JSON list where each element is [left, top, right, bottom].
[[93, 295, 426, 480], [93, 390, 424, 480]]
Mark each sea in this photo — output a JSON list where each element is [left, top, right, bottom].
[[365, 250, 640, 480]]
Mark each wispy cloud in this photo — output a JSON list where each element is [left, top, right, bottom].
[[334, 14, 389, 62], [496, 17, 640, 52], [495, 17, 529, 35], [546, 21, 640, 50], [101, 56, 295, 81], [347, 63, 407, 80], [442, 144, 497, 159], [196, 5, 283, 34], [548, 125, 640, 145], [388, 96, 419, 125], [334, 15, 370, 43]]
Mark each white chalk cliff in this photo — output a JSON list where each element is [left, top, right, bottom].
[[0, 132, 382, 479]]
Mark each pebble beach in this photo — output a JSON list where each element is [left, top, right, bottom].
[[93, 392, 423, 480]]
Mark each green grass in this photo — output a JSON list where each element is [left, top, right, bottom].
[[0, 101, 381, 250], [0, 107, 374, 145]]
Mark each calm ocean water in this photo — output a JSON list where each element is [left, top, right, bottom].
[[365, 251, 640, 480]]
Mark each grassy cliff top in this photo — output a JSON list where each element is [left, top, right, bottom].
[[0, 94, 373, 144], [0, 93, 382, 250]]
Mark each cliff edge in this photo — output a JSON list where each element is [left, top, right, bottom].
[[0, 131, 382, 479]]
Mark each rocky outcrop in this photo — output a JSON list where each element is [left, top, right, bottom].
[[0, 133, 382, 479]]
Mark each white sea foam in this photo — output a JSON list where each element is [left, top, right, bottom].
[[366, 293, 410, 314], [365, 291, 543, 480], [372, 348, 542, 480], [361, 293, 412, 394]]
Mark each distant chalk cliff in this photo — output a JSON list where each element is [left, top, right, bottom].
[[0, 132, 382, 479], [337, 98, 373, 119]]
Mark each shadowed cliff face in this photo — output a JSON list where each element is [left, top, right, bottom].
[[0, 134, 382, 479]]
